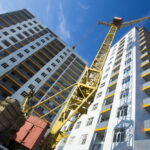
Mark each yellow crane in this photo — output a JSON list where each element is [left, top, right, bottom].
[[23, 16, 150, 149]]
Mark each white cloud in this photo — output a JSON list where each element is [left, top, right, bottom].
[[78, 2, 89, 10], [57, 1, 70, 40]]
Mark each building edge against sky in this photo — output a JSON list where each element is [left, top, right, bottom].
[[57, 26, 150, 150], [0, 9, 88, 124]]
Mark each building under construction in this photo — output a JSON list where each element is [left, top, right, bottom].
[[0, 9, 150, 150]]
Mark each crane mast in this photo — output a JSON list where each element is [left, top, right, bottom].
[[22, 16, 150, 150]]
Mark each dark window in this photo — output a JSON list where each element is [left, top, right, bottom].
[[10, 29, 16, 33], [45, 37, 49, 40], [28, 22, 33, 26], [124, 66, 130, 74], [75, 121, 81, 129], [30, 45, 35, 49], [23, 24, 27, 28], [120, 88, 129, 98], [117, 105, 128, 117], [1, 62, 9, 68], [17, 53, 24, 58], [41, 72, 47, 77], [92, 103, 98, 111], [36, 42, 40, 46], [100, 82, 105, 88], [3, 31, 9, 36], [17, 33, 24, 40], [17, 26, 22, 30], [29, 29, 35, 34], [2, 40, 11, 47], [39, 25, 44, 29], [125, 58, 131, 65], [21, 91, 27, 97], [24, 49, 30, 53], [33, 21, 37, 24], [60, 55, 64, 59], [41, 39, 45, 43], [63, 52, 67, 56], [56, 59, 60, 63], [0, 45, 3, 50], [67, 49, 70, 52], [34, 27, 40, 31], [122, 76, 130, 85], [96, 91, 102, 98], [51, 63, 56, 67], [46, 67, 51, 72], [23, 31, 30, 37], [10, 57, 17, 62], [10, 37, 18, 43], [28, 84, 35, 90], [113, 128, 125, 142], [35, 78, 41, 83]]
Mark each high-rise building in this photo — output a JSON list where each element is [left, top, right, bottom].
[[58, 26, 150, 150], [0, 9, 87, 124]]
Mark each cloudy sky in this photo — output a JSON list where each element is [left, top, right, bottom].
[[0, 0, 150, 64]]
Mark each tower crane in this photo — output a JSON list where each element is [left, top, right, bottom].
[[23, 16, 150, 149]]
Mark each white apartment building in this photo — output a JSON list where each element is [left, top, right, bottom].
[[57, 26, 150, 150]]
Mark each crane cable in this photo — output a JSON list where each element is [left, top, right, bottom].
[[72, 22, 99, 49]]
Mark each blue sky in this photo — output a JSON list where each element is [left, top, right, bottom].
[[0, 0, 150, 65]]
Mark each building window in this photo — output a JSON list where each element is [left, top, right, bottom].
[[34, 27, 39, 31], [63, 52, 67, 56], [17, 33, 24, 40], [106, 67, 110, 72], [17, 53, 24, 58], [2, 40, 11, 47], [17, 26, 22, 30], [125, 58, 131, 65], [39, 25, 44, 29], [21, 91, 27, 97], [75, 121, 81, 129], [46, 67, 51, 72], [86, 117, 94, 126], [96, 91, 102, 98], [10, 37, 18, 43], [23, 31, 30, 37], [36, 42, 40, 46], [122, 76, 130, 85], [113, 128, 125, 142], [103, 74, 108, 80], [56, 59, 60, 63], [28, 84, 35, 90], [80, 134, 88, 145], [41, 39, 45, 43], [10, 57, 17, 63], [126, 51, 131, 58], [24, 49, 30, 53], [45, 37, 49, 40], [23, 24, 27, 28], [35, 78, 41, 83], [0, 45, 3, 50], [30, 45, 35, 49], [117, 105, 128, 117], [51, 63, 56, 67], [100, 82, 105, 88], [3, 31, 9, 36], [1, 63, 9, 68], [120, 88, 129, 98], [29, 29, 35, 34], [28, 22, 33, 26], [92, 103, 98, 111], [41, 72, 47, 77], [67, 49, 71, 52], [60, 55, 64, 59], [124, 66, 130, 74], [10, 29, 16, 33], [68, 136, 75, 144]]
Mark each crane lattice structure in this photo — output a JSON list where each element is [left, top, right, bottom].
[[23, 16, 150, 150]]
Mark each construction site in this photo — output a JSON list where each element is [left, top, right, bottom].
[[0, 5, 150, 150]]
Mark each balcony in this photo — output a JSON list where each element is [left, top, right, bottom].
[[143, 97, 150, 111], [101, 104, 112, 113], [144, 119, 150, 132], [141, 59, 150, 70], [141, 68, 150, 81], [108, 79, 117, 88], [143, 81, 150, 96], [140, 52, 150, 61], [96, 120, 109, 131], [104, 90, 115, 101], [111, 71, 119, 79], [140, 45, 147, 53]]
